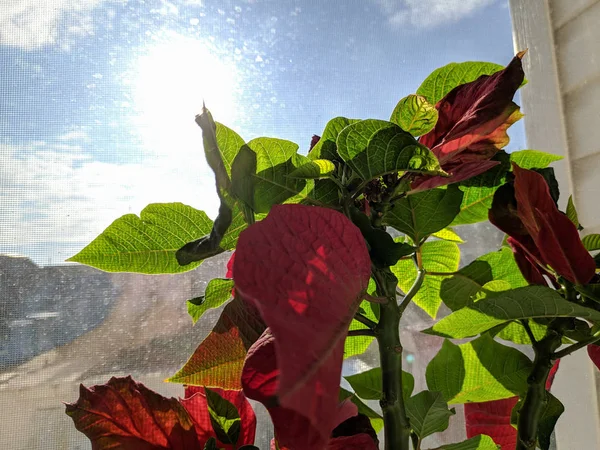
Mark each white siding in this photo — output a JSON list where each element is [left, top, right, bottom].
[[511, 1, 600, 449]]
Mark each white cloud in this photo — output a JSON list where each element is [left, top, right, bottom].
[[0, 0, 125, 50], [373, 0, 497, 28], [0, 139, 219, 264]]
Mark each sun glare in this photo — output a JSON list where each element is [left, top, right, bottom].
[[130, 33, 239, 159]]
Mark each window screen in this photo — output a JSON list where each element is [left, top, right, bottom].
[[0, 1, 523, 448]]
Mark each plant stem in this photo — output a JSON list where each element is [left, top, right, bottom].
[[552, 330, 600, 359], [374, 267, 412, 450], [516, 322, 564, 450], [347, 329, 377, 337], [354, 312, 378, 329]]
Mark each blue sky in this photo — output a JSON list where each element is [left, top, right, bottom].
[[0, 0, 524, 265]]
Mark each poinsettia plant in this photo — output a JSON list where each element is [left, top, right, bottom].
[[65, 50, 600, 450]]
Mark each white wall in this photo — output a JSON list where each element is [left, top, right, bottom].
[[510, 1, 600, 449]]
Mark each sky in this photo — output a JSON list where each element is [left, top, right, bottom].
[[0, 0, 524, 266]]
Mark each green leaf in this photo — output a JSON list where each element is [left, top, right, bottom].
[[425, 286, 600, 339], [537, 392, 564, 450], [417, 61, 505, 105], [247, 137, 308, 213], [289, 159, 336, 179], [215, 122, 246, 175], [308, 117, 359, 161], [67, 203, 214, 274], [339, 387, 384, 432], [187, 278, 234, 324], [566, 195, 583, 230], [392, 240, 460, 318], [350, 207, 416, 267], [390, 94, 438, 137], [440, 247, 527, 311], [451, 152, 510, 225], [383, 185, 463, 244], [435, 435, 499, 450], [176, 196, 233, 266], [344, 367, 414, 401], [336, 119, 446, 181], [230, 144, 257, 221], [304, 178, 340, 207], [203, 437, 218, 450], [345, 297, 378, 358], [426, 335, 532, 404], [582, 234, 600, 251], [406, 390, 456, 439], [204, 387, 242, 445], [575, 283, 600, 304], [432, 227, 464, 243], [509, 149, 563, 169], [197, 108, 231, 192]]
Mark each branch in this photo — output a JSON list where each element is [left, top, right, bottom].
[[398, 269, 425, 315], [426, 271, 459, 276], [520, 320, 538, 345], [552, 331, 600, 360], [347, 329, 377, 337], [354, 312, 377, 329]]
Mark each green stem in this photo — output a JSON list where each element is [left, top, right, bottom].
[[516, 322, 564, 450], [354, 312, 377, 329], [374, 267, 414, 450], [552, 330, 600, 359]]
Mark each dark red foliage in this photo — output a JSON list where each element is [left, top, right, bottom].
[[489, 164, 595, 285], [181, 386, 256, 450], [233, 204, 371, 450], [412, 52, 525, 190], [588, 344, 600, 370], [65, 376, 256, 450]]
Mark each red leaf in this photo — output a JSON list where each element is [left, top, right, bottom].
[[512, 164, 595, 284], [415, 53, 525, 188], [65, 376, 202, 450], [326, 434, 379, 449], [234, 204, 371, 449], [507, 237, 548, 286], [167, 297, 265, 388], [465, 397, 519, 449], [226, 251, 235, 278], [181, 386, 256, 449], [588, 344, 600, 370]]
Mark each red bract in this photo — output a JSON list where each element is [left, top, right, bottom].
[[181, 386, 256, 449], [233, 204, 370, 450], [253, 335, 378, 450], [413, 52, 525, 191], [465, 360, 560, 449], [65, 376, 255, 449], [489, 163, 596, 285], [588, 344, 600, 370]]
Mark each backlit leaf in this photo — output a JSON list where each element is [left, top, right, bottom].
[[339, 388, 384, 433], [436, 435, 499, 450], [392, 240, 460, 318], [308, 117, 359, 161], [432, 227, 464, 243], [426, 336, 532, 404], [390, 94, 438, 137], [187, 278, 234, 324], [439, 247, 527, 311], [509, 149, 562, 170], [425, 286, 600, 339], [417, 61, 505, 105], [289, 159, 336, 179], [68, 203, 214, 274]]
